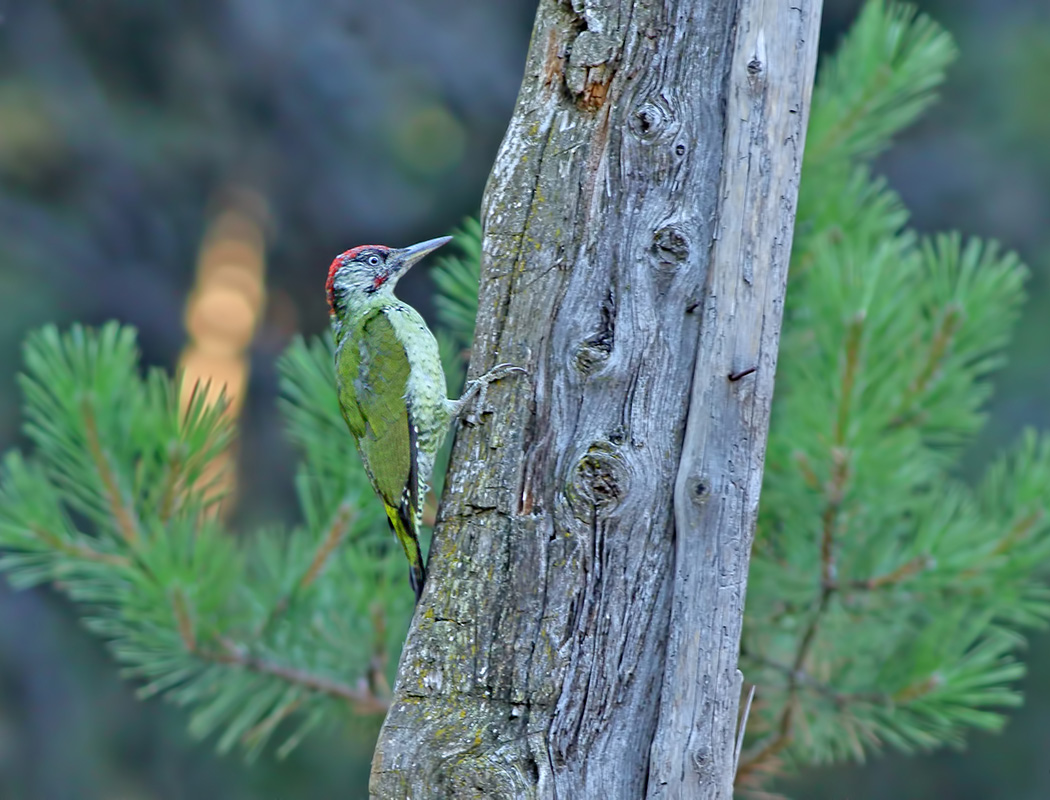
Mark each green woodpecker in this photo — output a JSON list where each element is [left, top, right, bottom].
[[327, 236, 519, 602]]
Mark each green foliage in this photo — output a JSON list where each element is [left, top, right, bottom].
[[431, 216, 483, 351], [735, 0, 1050, 789], [0, 0, 1045, 788], [804, 0, 957, 177], [0, 324, 412, 758]]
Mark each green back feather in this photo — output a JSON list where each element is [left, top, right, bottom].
[[335, 309, 414, 512]]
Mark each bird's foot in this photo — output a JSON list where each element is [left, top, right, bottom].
[[455, 363, 527, 426]]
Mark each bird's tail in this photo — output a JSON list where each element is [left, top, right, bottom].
[[384, 503, 425, 602]]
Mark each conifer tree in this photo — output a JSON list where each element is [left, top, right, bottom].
[[736, 1, 1050, 784], [0, 1, 1046, 796]]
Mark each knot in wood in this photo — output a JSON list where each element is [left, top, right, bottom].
[[574, 336, 611, 374], [690, 743, 715, 779], [447, 753, 533, 797], [629, 102, 670, 141], [652, 226, 690, 267], [689, 475, 711, 507], [566, 441, 629, 519], [573, 298, 615, 374]]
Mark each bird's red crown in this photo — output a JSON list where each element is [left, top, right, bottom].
[[326, 244, 391, 314]]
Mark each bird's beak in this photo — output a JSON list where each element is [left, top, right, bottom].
[[397, 236, 453, 276]]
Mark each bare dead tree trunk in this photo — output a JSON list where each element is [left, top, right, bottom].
[[370, 1, 821, 798]]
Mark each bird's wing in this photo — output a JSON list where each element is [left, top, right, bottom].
[[336, 309, 416, 514]]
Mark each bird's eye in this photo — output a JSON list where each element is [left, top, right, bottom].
[[367, 255, 381, 267]]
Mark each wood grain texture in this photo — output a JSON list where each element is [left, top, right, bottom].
[[370, 1, 821, 797], [647, 1, 822, 797]]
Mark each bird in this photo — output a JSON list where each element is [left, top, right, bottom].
[[327, 236, 521, 602]]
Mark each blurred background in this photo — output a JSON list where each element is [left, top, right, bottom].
[[0, 0, 1046, 797]]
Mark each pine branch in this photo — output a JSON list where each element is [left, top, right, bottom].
[[81, 398, 142, 547], [300, 503, 355, 590], [0, 324, 403, 759], [740, 2, 1050, 792], [208, 638, 389, 714], [431, 217, 482, 351], [33, 525, 132, 568], [847, 555, 932, 590], [260, 502, 356, 632], [806, 0, 957, 172], [741, 308, 866, 775]]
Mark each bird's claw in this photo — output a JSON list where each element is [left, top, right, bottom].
[[459, 363, 528, 426]]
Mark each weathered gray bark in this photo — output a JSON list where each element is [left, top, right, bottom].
[[647, 2, 822, 797], [370, 1, 821, 798]]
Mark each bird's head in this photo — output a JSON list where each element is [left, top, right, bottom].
[[326, 235, 452, 315]]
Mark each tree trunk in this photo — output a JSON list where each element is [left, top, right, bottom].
[[370, 1, 821, 798]]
